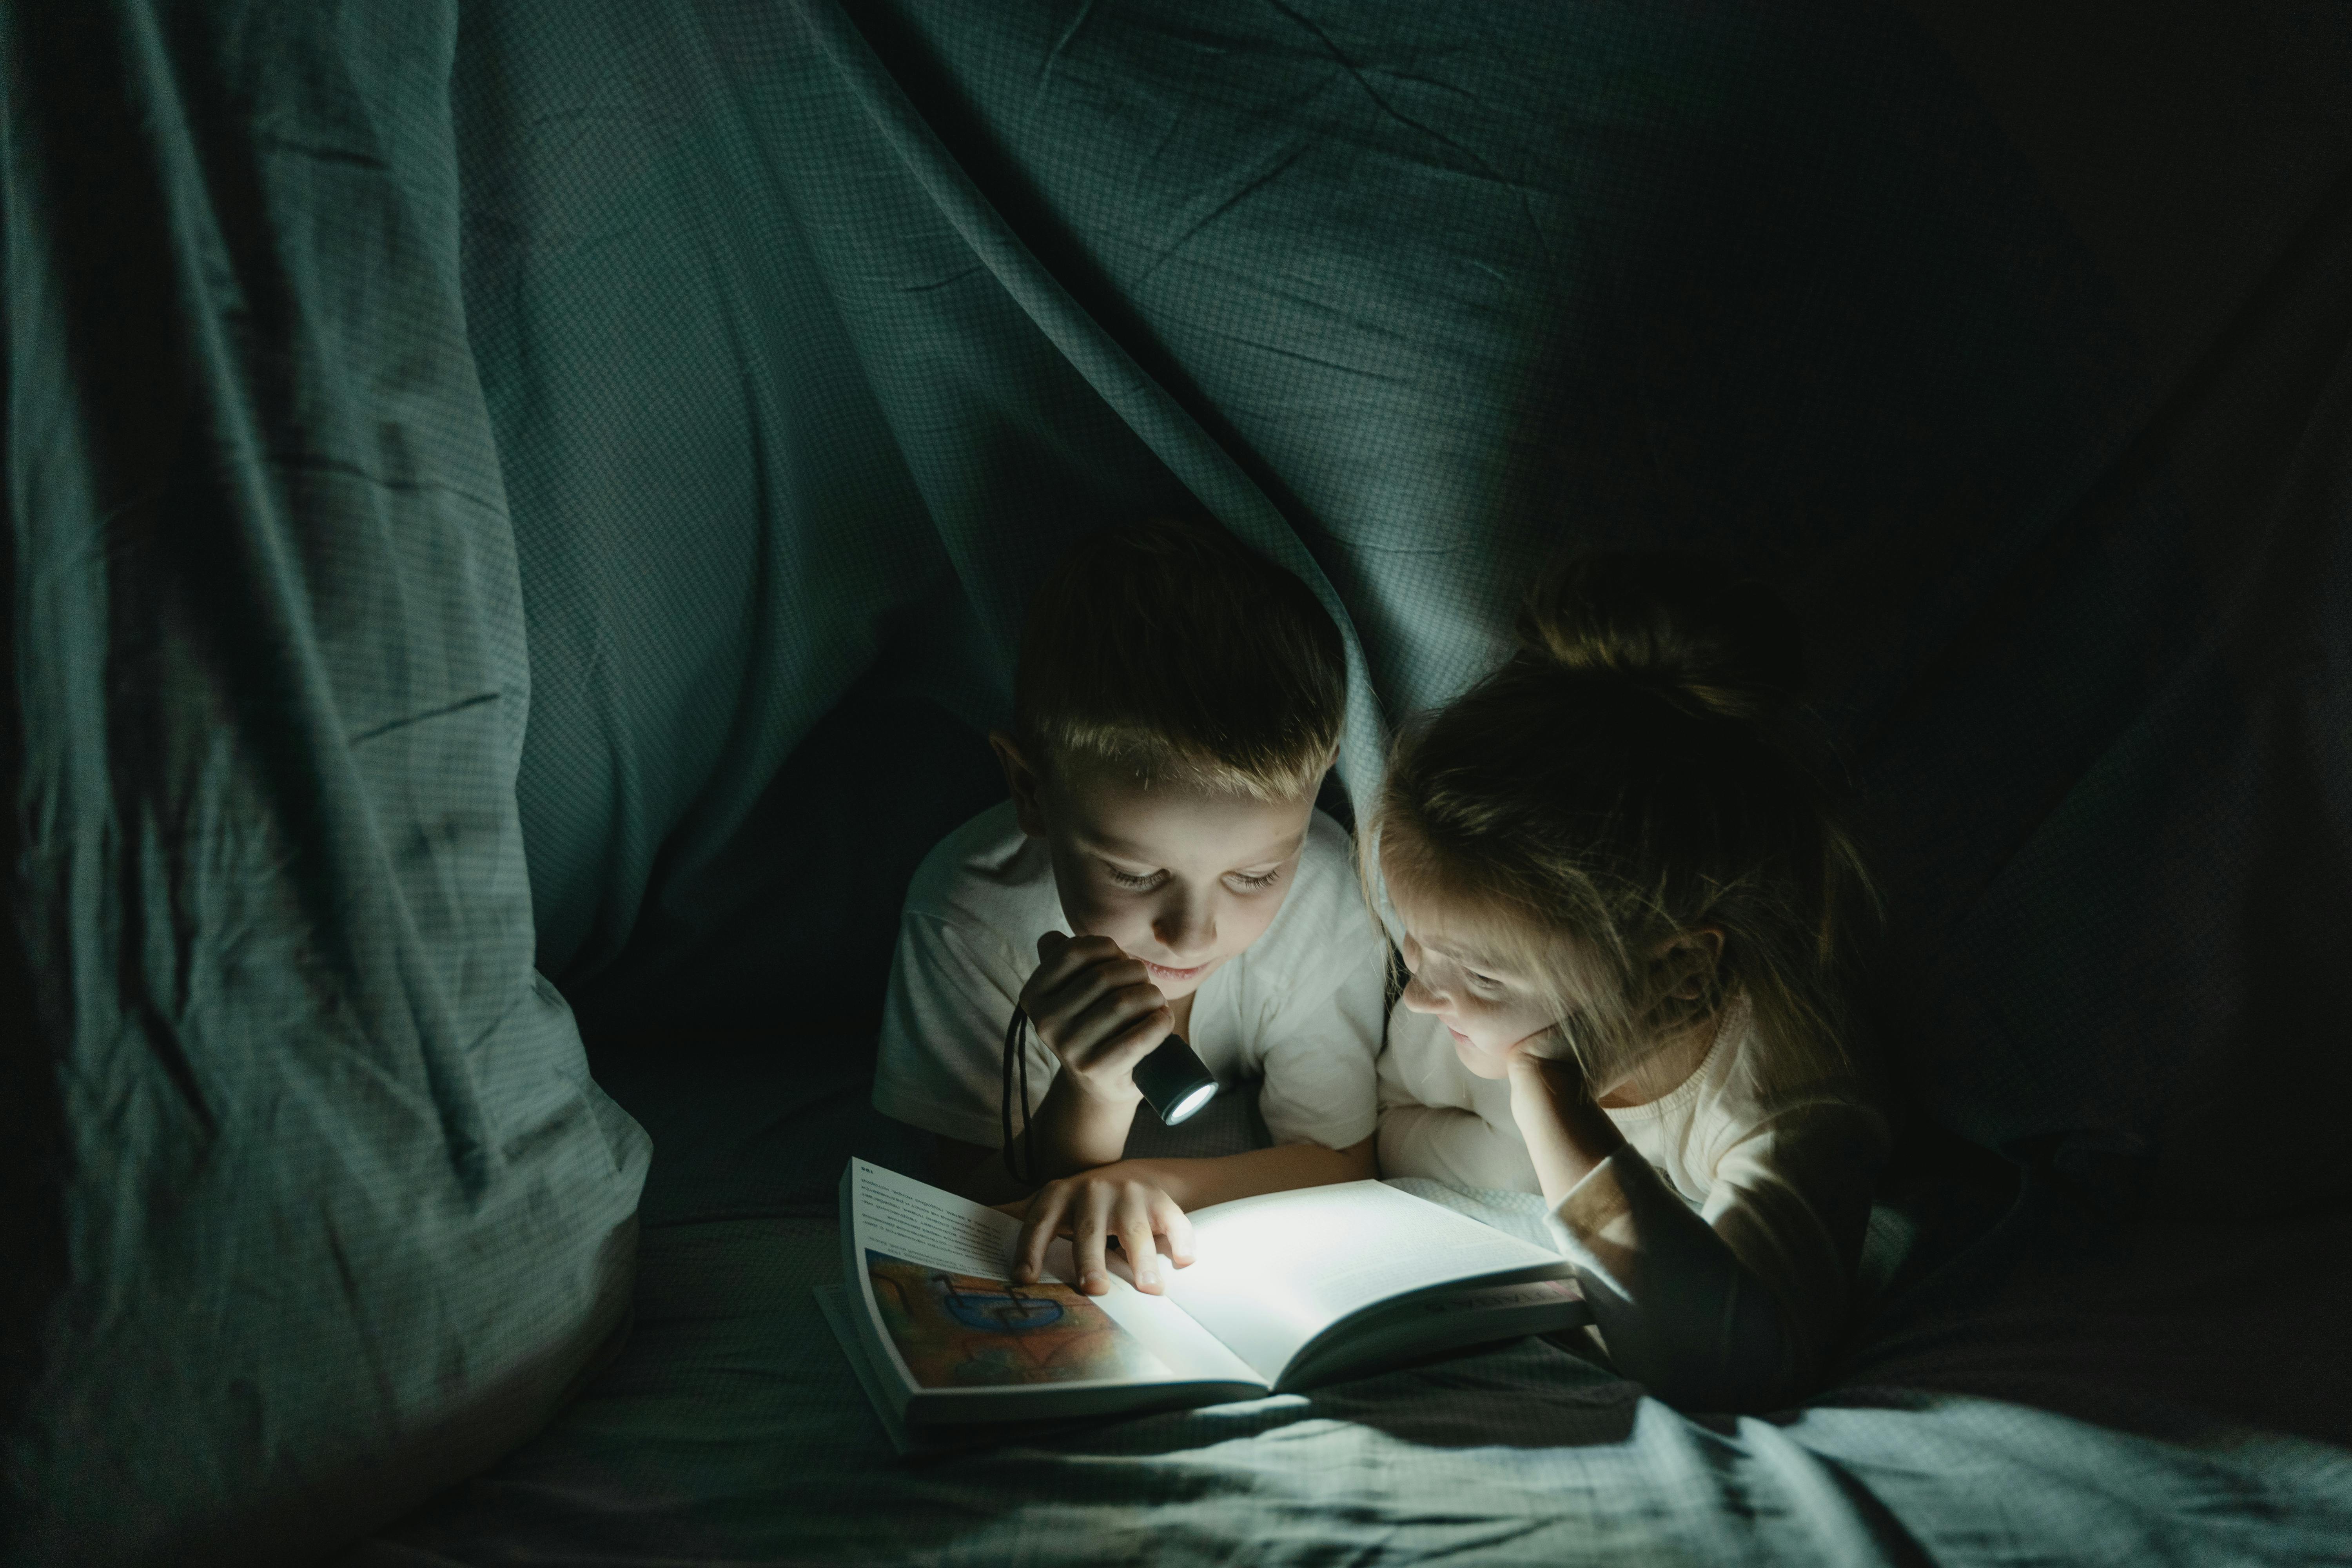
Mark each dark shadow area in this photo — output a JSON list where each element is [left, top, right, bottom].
[[584, 1037, 926, 1226], [561, 670, 1001, 1224], [564, 678, 1006, 1045], [1241, 1344, 1644, 1454], [1834, 1167, 2352, 1450], [922, 1346, 1647, 1463]]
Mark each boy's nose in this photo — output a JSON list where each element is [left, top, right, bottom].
[[1153, 894, 1216, 963]]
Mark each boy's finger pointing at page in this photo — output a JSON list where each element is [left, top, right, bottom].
[[1157, 1193, 1197, 1268], [1116, 1187, 1163, 1292], [1070, 1181, 1118, 1294], [1010, 1181, 1067, 1285]]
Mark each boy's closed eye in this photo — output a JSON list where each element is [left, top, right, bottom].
[[1098, 860, 1287, 893]]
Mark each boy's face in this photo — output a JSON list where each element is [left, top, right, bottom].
[[998, 741, 1314, 1004]]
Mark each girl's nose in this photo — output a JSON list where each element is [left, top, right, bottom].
[[1399, 973, 1442, 1013]]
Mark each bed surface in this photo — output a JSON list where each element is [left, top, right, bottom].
[[351, 1064, 2352, 1567], [354, 1207, 2352, 1567]]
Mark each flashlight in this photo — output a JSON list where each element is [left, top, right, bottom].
[[1003, 1009, 1223, 1183], [1133, 1032, 1219, 1125]]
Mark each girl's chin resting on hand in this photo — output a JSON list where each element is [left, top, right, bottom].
[[1448, 1020, 1568, 1082]]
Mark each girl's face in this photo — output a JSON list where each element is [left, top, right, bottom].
[[1391, 885, 1563, 1080], [1390, 861, 1727, 1100]]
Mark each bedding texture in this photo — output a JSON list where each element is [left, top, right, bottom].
[[341, 1194, 2352, 1568], [2, 7, 650, 1564], [5, 0, 2350, 1564]]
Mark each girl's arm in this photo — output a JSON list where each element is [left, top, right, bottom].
[[1507, 1055, 1820, 1410], [1506, 1054, 1628, 1202]]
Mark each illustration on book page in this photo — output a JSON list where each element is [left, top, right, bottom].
[[866, 1251, 1174, 1388]]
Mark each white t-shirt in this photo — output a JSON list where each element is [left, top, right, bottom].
[[874, 800, 1387, 1153], [1377, 992, 1886, 1397]]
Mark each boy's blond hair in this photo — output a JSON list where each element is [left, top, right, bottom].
[[1014, 519, 1345, 801]]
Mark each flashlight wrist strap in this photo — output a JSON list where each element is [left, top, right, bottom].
[[1002, 1005, 1040, 1187]]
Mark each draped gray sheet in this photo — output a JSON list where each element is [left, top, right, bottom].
[[6, 0, 2350, 1563], [2, 7, 648, 1564]]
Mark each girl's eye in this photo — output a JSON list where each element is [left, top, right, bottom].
[[1105, 867, 1165, 891], [1467, 971, 1500, 989], [1225, 868, 1283, 892]]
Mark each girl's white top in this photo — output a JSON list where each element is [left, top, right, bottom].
[[1377, 991, 1888, 1403], [873, 800, 1388, 1153]]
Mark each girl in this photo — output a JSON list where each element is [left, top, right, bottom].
[[1371, 552, 1886, 1411]]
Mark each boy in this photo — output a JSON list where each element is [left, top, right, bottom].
[[872, 519, 1387, 1297]]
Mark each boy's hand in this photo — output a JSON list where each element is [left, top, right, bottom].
[[1005, 1166, 1197, 1296], [1019, 932, 1174, 1105]]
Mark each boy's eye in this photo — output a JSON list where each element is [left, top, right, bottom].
[[1225, 868, 1283, 892], [1104, 866, 1166, 891]]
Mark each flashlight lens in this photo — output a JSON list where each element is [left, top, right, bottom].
[[1135, 1033, 1219, 1125], [1167, 1082, 1217, 1125]]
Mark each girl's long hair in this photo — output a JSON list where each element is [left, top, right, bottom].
[[1372, 552, 1873, 1094]]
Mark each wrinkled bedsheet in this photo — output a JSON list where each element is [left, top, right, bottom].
[[350, 1060, 2352, 1567], [352, 1197, 2352, 1568]]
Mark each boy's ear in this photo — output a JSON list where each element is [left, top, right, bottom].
[[989, 731, 1049, 837]]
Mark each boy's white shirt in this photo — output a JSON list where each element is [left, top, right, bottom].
[[875, 800, 1387, 1153], [1377, 991, 1887, 1381]]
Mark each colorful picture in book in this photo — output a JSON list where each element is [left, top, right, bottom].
[[865, 1251, 1172, 1388]]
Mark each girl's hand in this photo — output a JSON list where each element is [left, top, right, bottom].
[[1502, 1028, 1625, 1207], [1003, 1166, 1198, 1296], [1501, 1024, 1584, 1081], [1019, 932, 1174, 1105], [1503, 1026, 1601, 1126]]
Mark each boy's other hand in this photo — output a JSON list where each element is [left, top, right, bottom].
[[1005, 1166, 1197, 1296], [1020, 932, 1174, 1104]]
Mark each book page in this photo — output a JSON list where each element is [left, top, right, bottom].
[[1161, 1180, 1566, 1383], [851, 1157, 1022, 1277], [844, 1160, 1262, 1397]]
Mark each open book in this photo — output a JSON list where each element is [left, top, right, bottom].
[[824, 1158, 1585, 1450]]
